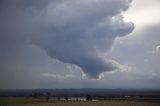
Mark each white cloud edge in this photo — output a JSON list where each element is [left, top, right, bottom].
[[156, 45, 160, 53], [108, 60, 132, 72], [41, 73, 75, 79], [150, 45, 160, 54]]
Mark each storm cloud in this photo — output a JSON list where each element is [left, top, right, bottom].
[[0, 0, 134, 79]]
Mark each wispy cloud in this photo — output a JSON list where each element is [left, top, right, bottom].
[[42, 73, 75, 79]]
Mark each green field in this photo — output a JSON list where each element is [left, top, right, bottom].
[[0, 97, 160, 106], [0, 97, 47, 105]]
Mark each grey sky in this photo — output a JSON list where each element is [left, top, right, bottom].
[[0, 0, 160, 89]]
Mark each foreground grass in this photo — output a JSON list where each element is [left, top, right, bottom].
[[2, 101, 160, 106], [0, 97, 46, 105], [0, 97, 160, 106]]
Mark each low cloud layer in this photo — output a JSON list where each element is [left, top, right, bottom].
[[0, 0, 134, 79]]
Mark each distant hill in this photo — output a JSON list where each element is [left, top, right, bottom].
[[0, 88, 160, 97]]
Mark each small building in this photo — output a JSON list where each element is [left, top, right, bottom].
[[68, 97, 86, 101]]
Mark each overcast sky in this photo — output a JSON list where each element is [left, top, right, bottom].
[[0, 0, 160, 89]]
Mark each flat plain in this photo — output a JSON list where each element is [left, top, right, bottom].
[[1, 101, 160, 106], [0, 97, 160, 106]]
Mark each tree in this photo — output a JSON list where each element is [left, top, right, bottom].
[[45, 92, 50, 102], [65, 96, 68, 101], [86, 95, 92, 101]]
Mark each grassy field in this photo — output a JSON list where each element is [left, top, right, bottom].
[[0, 97, 46, 105], [0, 97, 160, 106], [1, 101, 160, 106]]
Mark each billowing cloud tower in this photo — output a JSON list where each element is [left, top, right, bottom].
[[0, 0, 134, 79]]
